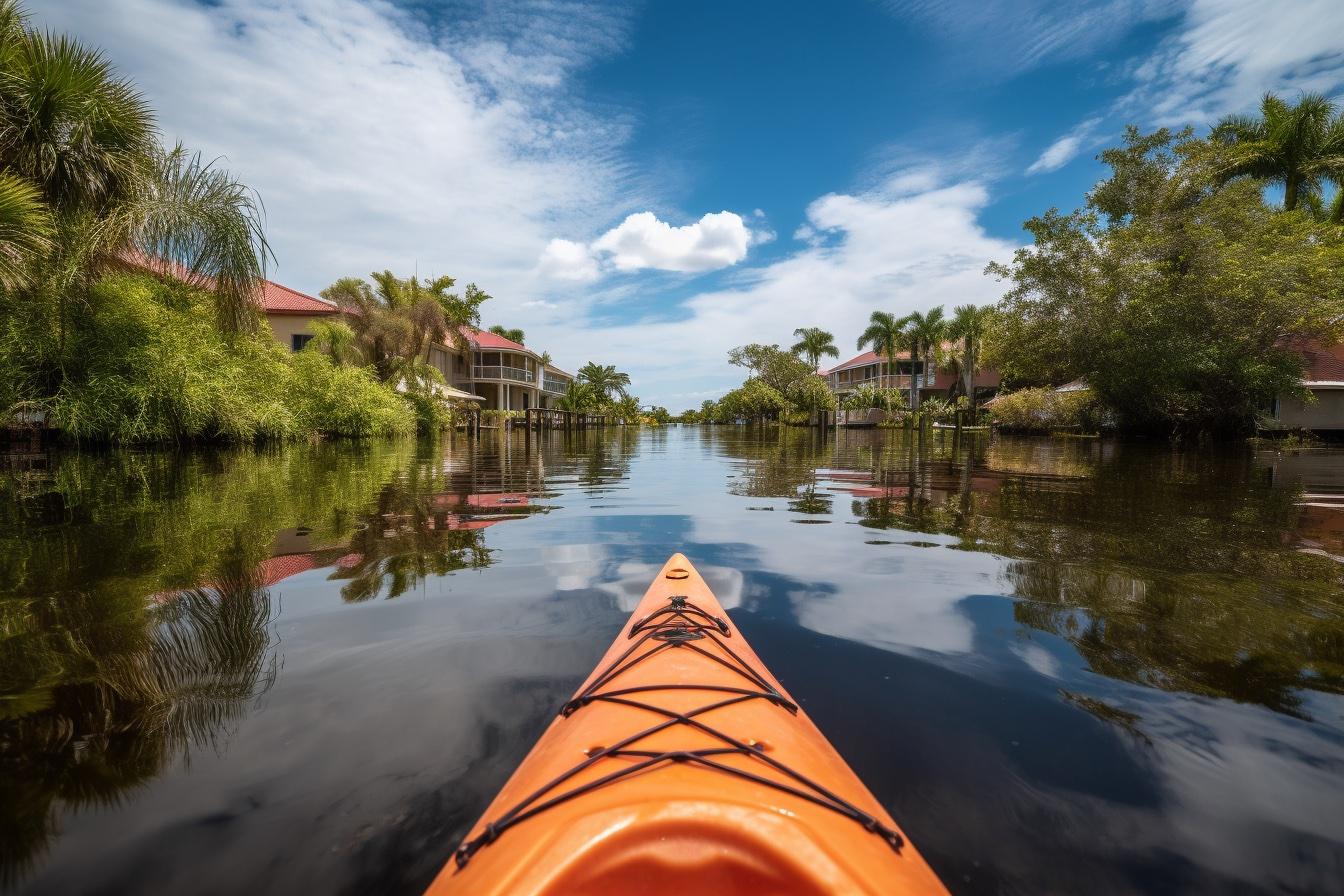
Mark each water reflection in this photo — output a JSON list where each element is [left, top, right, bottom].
[[0, 539, 277, 887], [1, 428, 1342, 894], [703, 428, 1344, 719]]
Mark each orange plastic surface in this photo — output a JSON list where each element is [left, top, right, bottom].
[[424, 554, 948, 895]]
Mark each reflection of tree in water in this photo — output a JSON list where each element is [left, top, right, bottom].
[[716, 428, 837, 518], [0, 536, 279, 887], [558, 427, 637, 490], [849, 434, 1344, 718]]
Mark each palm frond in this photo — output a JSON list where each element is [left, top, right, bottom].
[[0, 172, 51, 289], [128, 145, 271, 334]]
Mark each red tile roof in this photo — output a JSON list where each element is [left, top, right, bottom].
[[259, 280, 338, 315], [824, 349, 915, 374], [464, 326, 527, 351], [1301, 342, 1344, 384], [117, 250, 337, 316]]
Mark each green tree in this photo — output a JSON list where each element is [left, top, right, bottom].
[[1212, 92, 1344, 219], [577, 362, 631, 402], [556, 380, 597, 412], [988, 127, 1344, 435], [903, 306, 946, 412], [0, 10, 269, 332], [786, 374, 838, 415], [718, 378, 787, 423], [305, 318, 360, 366], [321, 271, 488, 386], [728, 343, 814, 393], [613, 394, 642, 422], [0, 173, 50, 290], [488, 324, 525, 344], [856, 311, 912, 404], [947, 303, 994, 413], [790, 326, 839, 370]]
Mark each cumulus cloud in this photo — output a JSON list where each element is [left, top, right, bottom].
[[538, 239, 600, 282], [33, 0, 636, 322], [540, 210, 756, 279], [1026, 117, 1103, 175], [525, 171, 1019, 408], [593, 210, 752, 272]]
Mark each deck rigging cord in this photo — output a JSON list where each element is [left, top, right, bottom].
[[453, 592, 906, 869]]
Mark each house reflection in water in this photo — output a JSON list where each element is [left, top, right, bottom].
[[257, 489, 544, 598]]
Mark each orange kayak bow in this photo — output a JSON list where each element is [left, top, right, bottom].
[[426, 554, 948, 895]]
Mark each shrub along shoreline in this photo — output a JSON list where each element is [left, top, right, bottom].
[[3, 273, 417, 443]]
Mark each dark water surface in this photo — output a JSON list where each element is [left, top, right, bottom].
[[3, 427, 1343, 895]]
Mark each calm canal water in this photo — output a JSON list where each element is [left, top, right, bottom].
[[2, 426, 1343, 895]]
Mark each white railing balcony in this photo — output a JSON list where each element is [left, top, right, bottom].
[[832, 372, 935, 392], [542, 377, 568, 395], [474, 365, 534, 383]]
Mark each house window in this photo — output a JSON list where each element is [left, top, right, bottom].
[[292, 333, 314, 352]]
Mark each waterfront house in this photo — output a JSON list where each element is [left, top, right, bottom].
[[251, 279, 575, 411], [120, 252, 580, 412], [258, 279, 341, 351], [1270, 341, 1344, 431], [820, 348, 1001, 405], [424, 327, 576, 411]]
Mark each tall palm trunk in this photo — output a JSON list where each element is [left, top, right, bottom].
[[908, 339, 920, 411], [1285, 175, 1300, 211], [961, 335, 974, 409]]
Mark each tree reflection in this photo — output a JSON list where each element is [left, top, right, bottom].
[[0, 536, 278, 886], [799, 430, 1344, 718]]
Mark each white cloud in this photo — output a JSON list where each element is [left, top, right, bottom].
[[526, 170, 1019, 408], [591, 210, 754, 274], [33, 0, 636, 329], [1130, 0, 1344, 124], [537, 239, 599, 282], [537, 209, 758, 281], [1026, 117, 1103, 175], [881, 0, 1180, 73]]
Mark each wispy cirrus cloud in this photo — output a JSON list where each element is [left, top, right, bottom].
[[1026, 117, 1104, 175], [879, 0, 1181, 73], [1126, 0, 1344, 124]]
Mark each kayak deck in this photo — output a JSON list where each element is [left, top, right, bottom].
[[426, 553, 947, 895]]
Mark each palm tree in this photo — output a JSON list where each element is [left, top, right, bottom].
[[488, 325, 525, 344], [1212, 92, 1344, 218], [321, 271, 487, 385], [614, 394, 642, 423], [306, 319, 360, 366], [577, 361, 631, 402], [539, 350, 552, 368], [556, 381, 596, 412], [0, 17, 155, 214], [128, 145, 272, 333], [903, 306, 946, 412], [791, 327, 839, 371], [0, 173, 50, 290], [0, 7, 271, 332], [857, 311, 914, 406], [947, 303, 994, 413]]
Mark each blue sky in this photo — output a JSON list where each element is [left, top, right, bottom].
[[39, 0, 1344, 407]]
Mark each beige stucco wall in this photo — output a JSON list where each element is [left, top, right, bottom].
[[1276, 388, 1344, 429], [265, 314, 332, 350]]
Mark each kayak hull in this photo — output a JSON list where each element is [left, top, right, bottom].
[[425, 553, 947, 895]]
